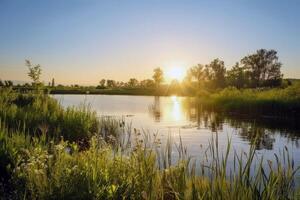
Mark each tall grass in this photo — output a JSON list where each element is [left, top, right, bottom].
[[199, 84, 300, 117], [0, 89, 99, 142], [1, 88, 300, 199], [0, 122, 299, 199]]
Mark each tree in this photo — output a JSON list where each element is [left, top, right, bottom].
[[26, 59, 42, 86], [106, 80, 116, 88], [186, 64, 206, 89], [0, 80, 3, 87], [51, 78, 55, 87], [226, 62, 248, 89], [140, 79, 155, 88], [205, 59, 226, 89], [152, 68, 164, 88], [4, 80, 13, 87], [99, 79, 106, 87], [128, 78, 139, 88], [241, 49, 282, 87]]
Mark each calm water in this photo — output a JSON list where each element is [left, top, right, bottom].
[[54, 94, 300, 180]]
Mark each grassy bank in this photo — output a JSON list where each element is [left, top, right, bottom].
[[0, 89, 101, 142], [0, 90, 300, 199], [0, 123, 299, 199], [199, 84, 300, 117]]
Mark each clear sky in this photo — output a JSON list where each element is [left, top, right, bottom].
[[0, 0, 299, 85]]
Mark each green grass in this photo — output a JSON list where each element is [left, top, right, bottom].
[[199, 84, 300, 117], [0, 123, 299, 199], [1, 88, 300, 199], [0, 88, 99, 142]]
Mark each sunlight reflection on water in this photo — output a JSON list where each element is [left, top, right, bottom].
[[54, 94, 300, 183]]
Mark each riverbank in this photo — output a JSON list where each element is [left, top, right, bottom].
[[7, 83, 300, 118], [0, 90, 299, 199], [199, 85, 300, 118]]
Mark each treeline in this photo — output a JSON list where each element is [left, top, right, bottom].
[[89, 49, 287, 92], [0, 49, 293, 94], [184, 49, 284, 91]]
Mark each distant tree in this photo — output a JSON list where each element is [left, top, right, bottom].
[[140, 79, 155, 88], [241, 49, 282, 87], [99, 79, 106, 87], [23, 83, 30, 87], [205, 59, 226, 89], [187, 64, 206, 89], [0, 80, 3, 87], [106, 80, 116, 88], [226, 62, 248, 89], [128, 78, 139, 88], [153, 68, 164, 88], [4, 80, 13, 87], [25, 59, 42, 86], [119, 81, 125, 88], [51, 78, 55, 87]]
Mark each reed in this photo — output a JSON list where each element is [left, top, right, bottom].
[[0, 122, 299, 199], [199, 84, 300, 117]]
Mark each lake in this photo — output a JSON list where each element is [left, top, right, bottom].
[[54, 94, 300, 180]]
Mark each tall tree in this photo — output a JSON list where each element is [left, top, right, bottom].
[[140, 79, 155, 88], [226, 62, 248, 89], [106, 80, 116, 88], [25, 59, 42, 86], [152, 68, 164, 88], [99, 79, 106, 87], [51, 78, 55, 87], [206, 59, 226, 89], [241, 49, 282, 87], [186, 64, 206, 89], [128, 78, 139, 88]]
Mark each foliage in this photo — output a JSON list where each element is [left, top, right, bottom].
[[0, 124, 299, 199], [153, 67, 164, 88], [0, 89, 99, 142], [200, 85, 300, 117], [241, 49, 283, 88], [26, 60, 42, 86], [205, 58, 226, 89]]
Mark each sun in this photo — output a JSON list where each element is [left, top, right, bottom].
[[165, 66, 186, 82]]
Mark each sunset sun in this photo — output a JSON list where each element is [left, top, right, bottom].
[[165, 66, 186, 82]]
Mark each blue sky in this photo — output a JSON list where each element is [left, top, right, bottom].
[[0, 0, 299, 85]]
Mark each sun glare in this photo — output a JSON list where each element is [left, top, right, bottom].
[[165, 66, 186, 82]]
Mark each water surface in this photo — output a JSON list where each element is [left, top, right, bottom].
[[54, 94, 300, 180]]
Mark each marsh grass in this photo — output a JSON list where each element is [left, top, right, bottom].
[[0, 121, 299, 199], [0, 89, 99, 142], [1, 88, 300, 199], [199, 85, 300, 117]]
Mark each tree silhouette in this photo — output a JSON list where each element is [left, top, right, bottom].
[[152, 67, 164, 88], [187, 64, 206, 89], [99, 79, 106, 87], [128, 78, 139, 88], [51, 78, 55, 87], [25, 59, 42, 86], [205, 58, 226, 89], [226, 62, 247, 89], [241, 49, 282, 87]]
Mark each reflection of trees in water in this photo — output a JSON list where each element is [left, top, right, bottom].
[[182, 97, 300, 150], [148, 96, 300, 150], [239, 126, 275, 150], [148, 96, 161, 122]]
